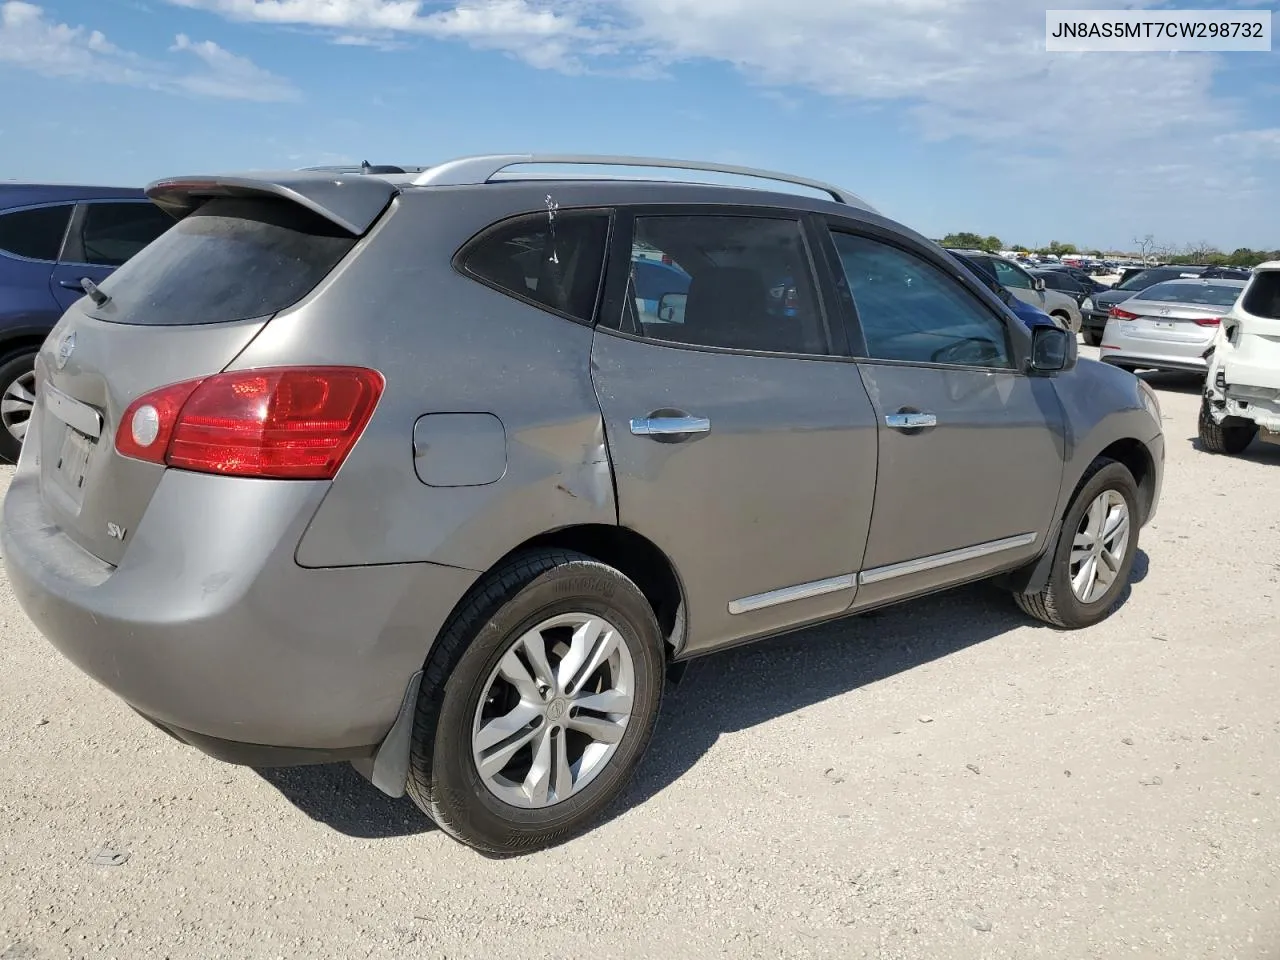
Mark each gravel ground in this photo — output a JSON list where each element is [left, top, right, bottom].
[[2, 349, 1279, 960]]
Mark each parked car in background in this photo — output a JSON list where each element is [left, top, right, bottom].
[[948, 251, 1060, 330], [1030, 267, 1103, 310], [1081, 265, 1213, 346], [1037, 263, 1108, 294], [946, 248, 1082, 332], [0, 184, 173, 462], [1099, 278, 1247, 375], [1, 154, 1163, 855], [1200, 261, 1280, 454]]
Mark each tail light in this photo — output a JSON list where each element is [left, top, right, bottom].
[[1109, 307, 1139, 320], [1194, 316, 1222, 327], [115, 366, 384, 480]]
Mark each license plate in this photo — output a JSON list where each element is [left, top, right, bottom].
[[1153, 319, 1176, 329], [53, 423, 95, 502]]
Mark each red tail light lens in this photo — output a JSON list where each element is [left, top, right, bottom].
[[1109, 307, 1139, 320], [1194, 316, 1222, 327], [115, 367, 384, 480]]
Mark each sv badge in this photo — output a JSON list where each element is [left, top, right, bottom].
[[106, 522, 127, 542]]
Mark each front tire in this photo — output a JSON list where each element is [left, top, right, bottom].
[[406, 549, 665, 855], [0, 349, 39, 464], [1014, 459, 1140, 629], [1198, 398, 1256, 455]]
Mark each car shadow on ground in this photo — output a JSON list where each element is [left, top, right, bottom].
[[1188, 435, 1280, 463], [1138, 370, 1203, 395], [254, 550, 1149, 844]]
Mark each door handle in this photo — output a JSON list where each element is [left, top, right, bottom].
[[885, 412, 937, 430], [630, 416, 711, 437], [59, 280, 86, 291]]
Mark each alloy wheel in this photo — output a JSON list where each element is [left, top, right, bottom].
[[1, 369, 36, 443], [1070, 489, 1130, 604], [471, 612, 635, 809]]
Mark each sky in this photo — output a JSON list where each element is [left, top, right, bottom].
[[0, 0, 1277, 252]]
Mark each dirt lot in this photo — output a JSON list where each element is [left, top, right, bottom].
[[2, 349, 1278, 960]]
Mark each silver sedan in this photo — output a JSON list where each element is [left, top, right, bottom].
[[1099, 278, 1248, 375]]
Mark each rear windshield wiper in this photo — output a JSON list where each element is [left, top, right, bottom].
[[80, 277, 110, 307]]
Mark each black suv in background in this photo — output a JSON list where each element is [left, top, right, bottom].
[[0, 184, 173, 461]]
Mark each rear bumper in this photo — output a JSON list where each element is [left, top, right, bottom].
[[1099, 351, 1207, 375], [1, 461, 479, 762]]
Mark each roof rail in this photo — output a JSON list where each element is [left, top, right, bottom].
[[410, 154, 877, 212]]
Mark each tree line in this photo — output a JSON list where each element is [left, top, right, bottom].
[[939, 231, 1278, 267]]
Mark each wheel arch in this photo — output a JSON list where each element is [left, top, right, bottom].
[[997, 435, 1156, 596], [508, 523, 687, 659]]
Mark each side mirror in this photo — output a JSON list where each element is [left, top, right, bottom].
[[1028, 324, 1076, 374], [1033, 277, 1047, 292], [657, 292, 687, 323]]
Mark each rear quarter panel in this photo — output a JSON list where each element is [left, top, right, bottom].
[[229, 189, 617, 572]]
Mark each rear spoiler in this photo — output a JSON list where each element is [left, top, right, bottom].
[[145, 171, 399, 235]]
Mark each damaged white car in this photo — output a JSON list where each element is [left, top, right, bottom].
[[1200, 261, 1280, 455]]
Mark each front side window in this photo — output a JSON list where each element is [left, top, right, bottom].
[[76, 202, 174, 267], [831, 232, 1012, 368], [616, 215, 828, 355], [461, 211, 610, 323], [989, 257, 1033, 290], [0, 204, 73, 261]]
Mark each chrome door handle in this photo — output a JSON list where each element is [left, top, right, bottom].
[[885, 412, 937, 430], [630, 416, 711, 437]]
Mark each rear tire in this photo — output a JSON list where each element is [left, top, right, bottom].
[[1082, 328, 1101, 347], [1013, 458, 1140, 629], [0, 349, 38, 465], [406, 549, 665, 855], [1198, 398, 1256, 455]]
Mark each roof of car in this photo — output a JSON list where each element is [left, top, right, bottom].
[[0, 182, 145, 208]]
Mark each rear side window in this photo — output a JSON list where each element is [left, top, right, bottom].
[[0, 204, 73, 261], [611, 215, 829, 355], [460, 211, 609, 323], [76, 202, 174, 267], [1242, 272, 1280, 320], [92, 198, 357, 325]]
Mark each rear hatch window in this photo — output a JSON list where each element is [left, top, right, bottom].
[[1242, 272, 1280, 320], [88, 197, 357, 325]]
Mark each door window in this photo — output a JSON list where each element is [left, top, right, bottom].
[[988, 256, 1034, 290], [460, 211, 610, 323], [75, 202, 174, 267], [612, 215, 828, 355], [830, 232, 1013, 368], [0, 204, 73, 262]]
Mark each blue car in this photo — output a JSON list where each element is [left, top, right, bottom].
[[0, 183, 174, 461]]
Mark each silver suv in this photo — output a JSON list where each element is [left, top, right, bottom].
[[1, 155, 1165, 854]]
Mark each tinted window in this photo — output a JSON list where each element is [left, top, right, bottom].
[[616, 216, 828, 355], [462, 211, 609, 323], [1137, 281, 1244, 307], [1241, 272, 1280, 320], [0, 204, 72, 261], [93, 198, 356, 326], [832, 233, 1012, 368], [77, 202, 174, 267], [1040, 272, 1083, 293], [1115, 267, 1199, 291], [988, 257, 1033, 290]]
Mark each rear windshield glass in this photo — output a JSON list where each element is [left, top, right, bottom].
[[1137, 281, 1244, 307], [90, 197, 357, 325], [1115, 268, 1181, 291], [1241, 271, 1280, 320]]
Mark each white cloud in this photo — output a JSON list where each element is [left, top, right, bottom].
[[0, 1, 299, 101], [159, 0, 1269, 160]]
